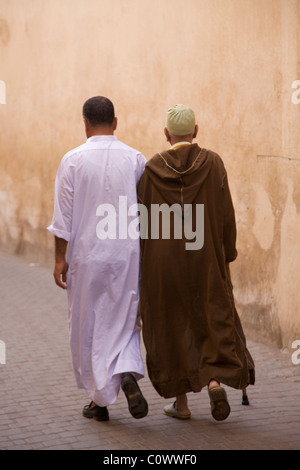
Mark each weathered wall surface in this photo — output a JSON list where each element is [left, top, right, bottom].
[[0, 0, 299, 349]]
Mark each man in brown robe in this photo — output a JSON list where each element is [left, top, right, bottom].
[[137, 104, 254, 421]]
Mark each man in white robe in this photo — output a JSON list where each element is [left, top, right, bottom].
[[47, 96, 148, 421]]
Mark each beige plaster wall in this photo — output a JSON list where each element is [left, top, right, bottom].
[[0, 0, 299, 349]]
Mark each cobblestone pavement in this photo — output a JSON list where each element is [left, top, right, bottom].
[[0, 251, 299, 451]]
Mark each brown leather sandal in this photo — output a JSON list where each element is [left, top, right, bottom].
[[208, 385, 231, 421], [121, 373, 148, 419]]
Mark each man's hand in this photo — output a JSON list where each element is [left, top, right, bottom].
[[53, 259, 69, 289], [53, 236, 69, 289]]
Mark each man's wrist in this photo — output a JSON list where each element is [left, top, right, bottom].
[[54, 236, 68, 262], [55, 255, 66, 263]]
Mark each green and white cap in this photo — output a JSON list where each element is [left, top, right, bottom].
[[166, 104, 196, 136]]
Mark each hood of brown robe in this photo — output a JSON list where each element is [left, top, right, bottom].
[[144, 143, 216, 207]]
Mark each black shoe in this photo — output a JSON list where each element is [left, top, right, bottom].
[[82, 401, 109, 421], [242, 394, 250, 406], [121, 373, 148, 419]]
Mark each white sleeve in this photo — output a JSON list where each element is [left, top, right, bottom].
[[136, 153, 147, 184], [47, 157, 74, 242]]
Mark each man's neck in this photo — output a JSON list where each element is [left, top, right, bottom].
[[86, 128, 114, 138]]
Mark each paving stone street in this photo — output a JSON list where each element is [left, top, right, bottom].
[[0, 251, 299, 452]]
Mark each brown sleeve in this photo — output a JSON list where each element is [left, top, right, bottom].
[[222, 170, 238, 263]]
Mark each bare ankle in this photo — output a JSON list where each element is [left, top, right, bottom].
[[208, 379, 220, 390], [175, 394, 190, 413]]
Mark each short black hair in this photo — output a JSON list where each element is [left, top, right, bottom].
[[82, 96, 115, 126]]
